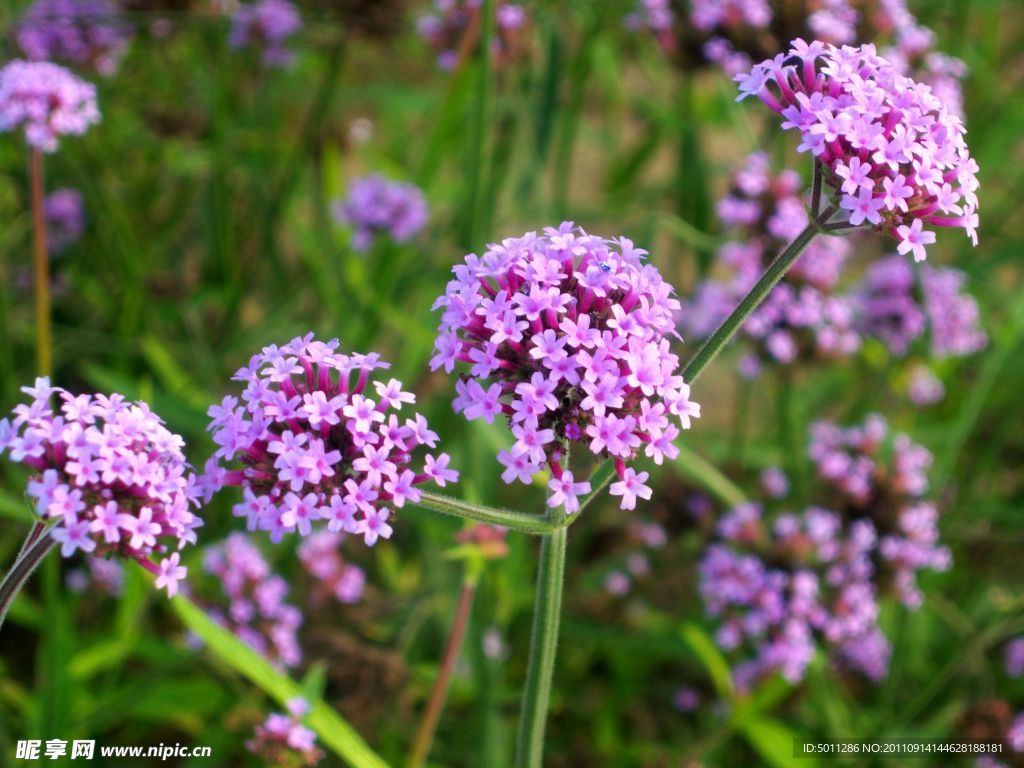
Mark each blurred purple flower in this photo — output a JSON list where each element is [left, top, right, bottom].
[[229, 0, 302, 69], [418, 0, 528, 71], [0, 60, 100, 152], [247, 697, 323, 765], [334, 174, 429, 252], [16, 0, 131, 76], [297, 531, 366, 605], [45, 187, 85, 253]]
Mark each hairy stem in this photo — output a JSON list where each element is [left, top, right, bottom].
[[514, 523, 567, 768], [0, 531, 57, 630], [408, 580, 477, 768]]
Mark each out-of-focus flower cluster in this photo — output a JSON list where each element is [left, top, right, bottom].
[[297, 531, 366, 605], [333, 174, 429, 253], [16, 0, 131, 76], [699, 415, 949, 689], [417, 0, 528, 71], [735, 40, 978, 256], [0, 60, 100, 152], [0, 379, 201, 596], [682, 152, 985, 394], [229, 0, 302, 68], [66, 556, 124, 597], [629, 0, 966, 116], [202, 334, 458, 547], [1006, 638, 1024, 679], [246, 697, 323, 767], [201, 533, 302, 669], [432, 222, 699, 514], [45, 187, 86, 253]]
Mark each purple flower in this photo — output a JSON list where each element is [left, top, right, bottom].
[[229, 0, 302, 69], [0, 60, 100, 152], [906, 364, 944, 406], [16, 0, 131, 76], [334, 174, 429, 253], [200, 533, 302, 668], [735, 40, 979, 253], [297, 531, 366, 605], [432, 222, 699, 513], [44, 188, 85, 253], [246, 697, 323, 765], [202, 334, 457, 545], [0, 378, 202, 595]]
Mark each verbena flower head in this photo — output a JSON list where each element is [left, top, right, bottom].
[[334, 174, 429, 253], [1006, 637, 1024, 679], [66, 556, 123, 597], [432, 222, 699, 513], [16, 0, 131, 76], [247, 697, 323, 766], [417, 0, 528, 71], [202, 334, 457, 546], [736, 40, 979, 256], [229, 0, 302, 68], [625, 0, 675, 52], [45, 187, 86, 253], [0, 378, 201, 596], [297, 531, 365, 605], [0, 60, 100, 152], [202, 533, 302, 668]]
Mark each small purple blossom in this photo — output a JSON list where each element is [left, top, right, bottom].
[[201, 533, 302, 668], [0, 60, 100, 152], [0, 378, 201, 595], [334, 175, 429, 253], [1005, 638, 1024, 679], [297, 531, 366, 605], [16, 0, 131, 76], [432, 222, 699, 513], [229, 0, 302, 68], [735, 40, 979, 254], [202, 334, 457, 545]]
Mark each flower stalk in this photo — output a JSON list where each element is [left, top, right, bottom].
[[29, 148, 52, 377], [0, 531, 57, 630]]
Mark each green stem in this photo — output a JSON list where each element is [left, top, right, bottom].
[[514, 523, 567, 768], [681, 205, 834, 384], [30, 149, 51, 378], [415, 491, 558, 535], [408, 579, 478, 768], [0, 532, 57, 631]]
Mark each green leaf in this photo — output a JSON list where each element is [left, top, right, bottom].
[[739, 717, 818, 768], [673, 444, 747, 508], [171, 595, 390, 768], [679, 623, 735, 702]]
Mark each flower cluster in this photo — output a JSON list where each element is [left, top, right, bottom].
[[417, 0, 528, 71], [0, 379, 201, 596], [681, 152, 858, 375], [229, 0, 302, 68], [297, 531, 366, 605], [624, 0, 675, 52], [432, 222, 699, 513], [854, 254, 986, 359], [201, 533, 302, 669], [246, 698, 323, 767], [202, 334, 458, 546], [0, 60, 100, 152], [16, 0, 131, 76], [333, 174, 429, 253], [735, 40, 979, 256], [45, 187, 86, 253], [699, 415, 948, 689], [809, 414, 950, 607]]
